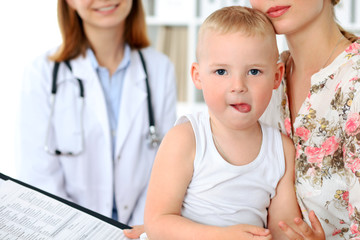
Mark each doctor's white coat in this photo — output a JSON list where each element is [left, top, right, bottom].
[[17, 47, 177, 225]]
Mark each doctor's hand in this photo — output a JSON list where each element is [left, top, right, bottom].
[[278, 210, 325, 240], [123, 225, 145, 239]]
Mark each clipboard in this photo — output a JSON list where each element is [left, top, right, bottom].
[[0, 172, 131, 239]]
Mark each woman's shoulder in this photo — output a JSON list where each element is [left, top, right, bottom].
[[336, 40, 360, 104], [338, 40, 360, 72], [344, 39, 360, 58]]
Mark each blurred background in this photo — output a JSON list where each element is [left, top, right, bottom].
[[0, 0, 359, 177]]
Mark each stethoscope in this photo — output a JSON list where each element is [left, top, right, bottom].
[[44, 50, 161, 156]]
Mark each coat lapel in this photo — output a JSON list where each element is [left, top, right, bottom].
[[115, 51, 147, 157], [67, 51, 147, 159], [70, 56, 112, 151]]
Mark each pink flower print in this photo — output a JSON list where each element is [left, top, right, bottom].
[[306, 104, 311, 111], [347, 158, 360, 174], [305, 146, 325, 164], [342, 191, 349, 202], [345, 113, 360, 136], [350, 223, 360, 236], [284, 118, 291, 136], [321, 136, 340, 156], [349, 202, 354, 216], [335, 82, 341, 92], [332, 229, 342, 236], [350, 76, 360, 82], [295, 127, 310, 142], [346, 43, 360, 54]]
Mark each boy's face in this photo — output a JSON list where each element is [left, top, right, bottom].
[[191, 30, 283, 130]]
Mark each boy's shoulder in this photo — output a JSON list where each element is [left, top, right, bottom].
[[166, 119, 195, 148], [259, 121, 295, 157], [175, 111, 208, 125], [174, 110, 208, 131]]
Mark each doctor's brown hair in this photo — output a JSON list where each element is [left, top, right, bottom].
[[50, 0, 150, 62]]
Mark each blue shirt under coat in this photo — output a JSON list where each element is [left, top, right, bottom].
[[87, 44, 131, 158], [87, 44, 131, 221]]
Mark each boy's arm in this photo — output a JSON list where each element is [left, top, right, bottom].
[[144, 122, 272, 240], [144, 122, 196, 239], [267, 134, 302, 239]]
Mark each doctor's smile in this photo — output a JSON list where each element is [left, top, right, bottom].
[[94, 4, 120, 13]]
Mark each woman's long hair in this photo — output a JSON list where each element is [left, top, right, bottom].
[[332, 0, 358, 42], [50, 0, 150, 62]]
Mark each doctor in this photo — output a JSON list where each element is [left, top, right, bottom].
[[17, 0, 176, 236]]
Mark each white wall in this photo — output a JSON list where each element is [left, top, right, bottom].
[[0, 1, 61, 177]]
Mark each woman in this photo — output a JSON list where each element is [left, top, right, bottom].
[[250, 0, 360, 239], [17, 0, 176, 236]]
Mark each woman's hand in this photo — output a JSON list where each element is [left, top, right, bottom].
[[278, 211, 325, 240], [123, 225, 145, 239]]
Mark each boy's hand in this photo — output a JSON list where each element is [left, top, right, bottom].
[[278, 211, 325, 240], [123, 225, 145, 239], [225, 224, 273, 239]]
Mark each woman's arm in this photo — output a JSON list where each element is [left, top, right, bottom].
[[268, 134, 325, 240], [342, 100, 360, 238], [267, 134, 304, 239]]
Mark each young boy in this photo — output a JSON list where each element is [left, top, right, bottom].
[[144, 6, 302, 240]]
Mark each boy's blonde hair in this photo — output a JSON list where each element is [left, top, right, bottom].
[[197, 6, 277, 60], [200, 6, 275, 37]]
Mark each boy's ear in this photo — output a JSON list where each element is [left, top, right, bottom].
[[274, 62, 284, 89], [191, 62, 202, 90]]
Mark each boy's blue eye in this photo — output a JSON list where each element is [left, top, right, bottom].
[[215, 69, 227, 75], [248, 69, 260, 75]]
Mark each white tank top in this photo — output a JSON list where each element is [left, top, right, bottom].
[[176, 111, 285, 227]]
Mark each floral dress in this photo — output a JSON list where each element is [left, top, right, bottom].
[[260, 40, 360, 239]]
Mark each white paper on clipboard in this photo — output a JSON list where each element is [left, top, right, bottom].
[[0, 179, 133, 240]]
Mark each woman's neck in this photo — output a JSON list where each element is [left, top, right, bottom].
[[85, 24, 126, 75], [285, 14, 349, 77], [287, 26, 342, 75], [283, 11, 351, 124]]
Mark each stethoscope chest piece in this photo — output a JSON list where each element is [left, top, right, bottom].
[[148, 125, 161, 148]]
